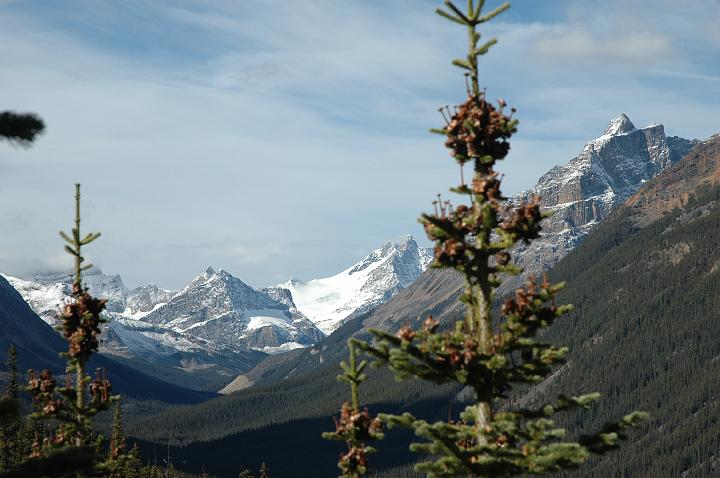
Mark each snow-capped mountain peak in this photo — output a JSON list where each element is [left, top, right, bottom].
[[33, 268, 129, 313], [503, 114, 698, 293], [4, 235, 434, 388], [141, 267, 324, 350], [272, 235, 432, 334], [604, 113, 635, 136], [124, 283, 175, 316]]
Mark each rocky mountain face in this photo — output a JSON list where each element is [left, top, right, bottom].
[[0, 274, 213, 404], [376, 114, 696, 329], [141, 267, 324, 352], [507, 114, 698, 286], [622, 133, 720, 226], [125, 284, 176, 315], [268, 235, 432, 334], [2, 269, 269, 391]]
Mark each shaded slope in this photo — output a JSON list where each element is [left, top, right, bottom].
[[533, 135, 720, 477]]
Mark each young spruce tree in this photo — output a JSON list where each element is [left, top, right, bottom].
[[325, 2, 647, 477], [2, 184, 128, 477], [0, 345, 22, 471]]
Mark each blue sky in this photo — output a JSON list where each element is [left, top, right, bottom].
[[1, 0, 718, 289]]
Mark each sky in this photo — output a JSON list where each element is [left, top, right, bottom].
[[1, 0, 718, 290]]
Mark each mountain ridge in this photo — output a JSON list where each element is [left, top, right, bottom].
[[268, 234, 432, 334], [0, 274, 213, 404], [127, 130, 720, 478], [3, 236, 432, 391], [222, 114, 700, 391]]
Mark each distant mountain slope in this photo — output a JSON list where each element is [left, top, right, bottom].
[[218, 116, 699, 393], [533, 133, 720, 476], [0, 274, 213, 404], [3, 271, 267, 391], [268, 235, 432, 334]]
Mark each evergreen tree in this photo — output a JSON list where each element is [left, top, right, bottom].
[[322, 342, 383, 477], [3, 346, 18, 401], [110, 401, 126, 459], [238, 467, 254, 478], [125, 443, 143, 477], [0, 111, 44, 147], [0, 345, 21, 471], [0, 184, 129, 477], [326, 1, 647, 477]]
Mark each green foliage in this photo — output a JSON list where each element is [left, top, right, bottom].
[[110, 401, 126, 459], [0, 345, 33, 472], [238, 468, 254, 478], [326, 1, 647, 476], [323, 342, 385, 477]]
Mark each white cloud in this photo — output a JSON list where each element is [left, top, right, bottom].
[[533, 28, 674, 65]]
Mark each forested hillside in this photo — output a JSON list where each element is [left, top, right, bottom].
[[127, 314, 461, 475], [538, 137, 720, 477]]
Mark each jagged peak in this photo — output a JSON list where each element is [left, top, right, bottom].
[[604, 114, 636, 136], [400, 233, 415, 244], [199, 268, 244, 286], [380, 240, 397, 253], [186, 266, 222, 287], [379, 234, 419, 254]]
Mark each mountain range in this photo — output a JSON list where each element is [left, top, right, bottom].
[[0, 273, 213, 405], [2, 113, 717, 477], [224, 113, 700, 387], [2, 236, 432, 391], [123, 125, 720, 477], [1, 114, 697, 394]]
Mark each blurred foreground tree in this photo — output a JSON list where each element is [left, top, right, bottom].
[[0, 111, 44, 147]]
